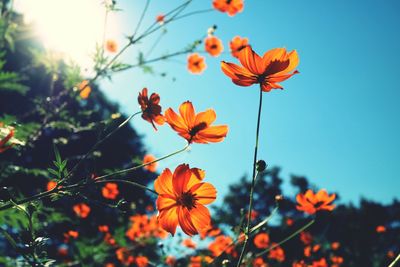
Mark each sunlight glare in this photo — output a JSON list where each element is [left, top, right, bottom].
[[15, 0, 120, 69]]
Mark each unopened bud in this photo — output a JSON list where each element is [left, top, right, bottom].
[[256, 160, 267, 172]]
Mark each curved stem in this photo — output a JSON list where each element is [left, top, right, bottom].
[[173, 8, 214, 21], [95, 179, 157, 195], [93, 143, 190, 182], [0, 144, 189, 212], [236, 86, 264, 267], [389, 253, 400, 267], [256, 219, 315, 257], [63, 111, 141, 182], [131, 0, 151, 40]]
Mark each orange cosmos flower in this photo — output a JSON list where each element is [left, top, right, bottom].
[[296, 189, 336, 215], [187, 53, 206, 74], [104, 232, 116, 246], [143, 154, 157, 172], [300, 231, 313, 245], [199, 223, 221, 239], [165, 255, 176, 266], [73, 203, 91, 218], [78, 80, 91, 99], [376, 225, 386, 233], [182, 238, 197, 249], [156, 14, 165, 24], [254, 233, 270, 249], [105, 39, 118, 53], [154, 164, 217, 236], [230, 36, 249, 58], [205, 36, 224, 57], [0, 124, 15, 153], [189, 256, 202, 267], [98, 225, 109, 233], [286, 217, 294, 226], [221, 46, 299, 92], [331, 242, 340, 250], [253, 257, 268, 267], [213, 0, 244, 16], [268, 244, 285, 262], [208, 235, 234, 257], [102, 182, 119, 199], [63, 230, 78, 242], [116, 247, 135, 265], [312, 258, 328, 267], [136, 256, 149, 267], [138, 88, 165, 130], [165, 101, 228, 144], [47, 180, 57, 191]]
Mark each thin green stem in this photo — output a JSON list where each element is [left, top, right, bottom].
[[63, 111, 141, 182], [173, 8, 214, 21], [0, 143, 189, 212], [256, 219, 315, 257], [236, 86, 264, 267], [211, 206, 278, 264], [95, 179, 157, 195], [93, 143, 190, 181], [132, 0, 151, 40], [389, 253, 400, 267]]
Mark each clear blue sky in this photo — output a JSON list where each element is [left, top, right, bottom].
[[99, 0, 400, 205]]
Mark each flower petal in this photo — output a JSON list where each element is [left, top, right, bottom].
[[154, 168, 174, 195], [172, 164, 191, 195], [190, 182, 217, 205], [158, 206, 179, 236], [189, 204, 211, 232], [178, 206, 198, 236], [179, 101, 196, 129], [194, 109, 216, 127], [238, 46, 265, 75]]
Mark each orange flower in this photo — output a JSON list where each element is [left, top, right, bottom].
[[268, 244, 285, 262], [286, 217, 294, 226], [331, 242, 340, 250], [136, 256, 149, 267], [300, 231, 312, 245], [331, 256, 344, 265], [47, 180, 57, 191], [253, 257, 268, 267], [165, 101, 228, 144], [187, 53, 206, 74], [0, 124, 15, 153], [156, 14, 165, 24], [304, 244, 320, 257], [312, 258, 328, 267], [387, 250, 395, 259], [165, 255, 176, 266], [221, 46, 299, 92], [208, 235, 234, 257], [63, 230, 78, 242], [376, 225, 386, 233], [154, 164, 217, 236], [205, 36, 224, 57], [73, 203, 91, 218], [229, 36, 249, 58], [116, 247, 135, 265], [199, 223, 221, 239], [104, 233, 116, 246], [126, 214, 168, 240], [138, 88, 165, 130], [102, 183, 119, 199], [98, 225, 109, 233], [296, 189, 336, 215], [105, 39, 118, 53], [143, 154, 157, 172], [254, 233, 270, 249], [182, 238, 197, 249], [78, 80, 91, 99], [212, 0, 244, 16], [189, 256, 202, 267]]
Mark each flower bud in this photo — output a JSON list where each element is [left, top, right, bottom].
[[256, 160, 267, 172]]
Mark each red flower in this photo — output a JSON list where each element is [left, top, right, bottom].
[[98, 225, 109, 233], [136, 256, 149, 267], [138, 88, 165, 130], [296, 189, 336, 215], [254, 233, 270, 249], [156, 14, 165, 24], [268, 244, 285, 262], [165, 101, 228, 144], [165, 255, 176, 266], [221, 46, 299, 92], [205, 36, 224, 57], [0, 124, 15, 153], [229, 36, 249, 58], [154, 164, 217, 236], [213, 0, 244, 16], [46, 180, 57, 191], [182, 238, 197, 249], [376, 225, 386, 233], [102, 182, 119, 200], [187, 53, 206, 74], [73, 203, 91, 218]]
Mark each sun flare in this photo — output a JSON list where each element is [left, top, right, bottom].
[[14, 0, 119, 68]]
